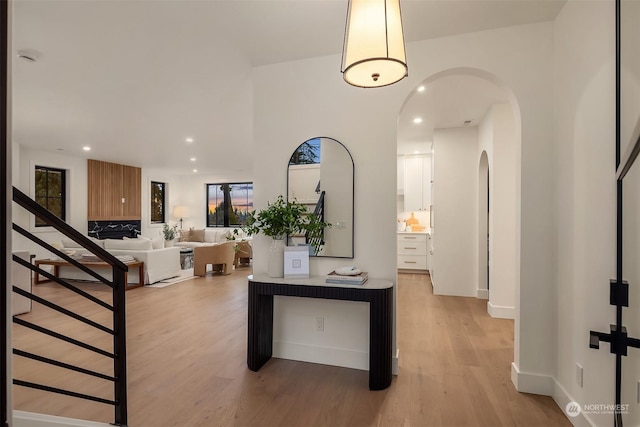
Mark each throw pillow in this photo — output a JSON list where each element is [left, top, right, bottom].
[[190, 229, 205, 243], [63, 236, 105, 248], [90, 237, 105, 248], [215, 230, 231, 243], [61, 237, 78, 248], [104, 238, 153, 251], [204, 228, 217, 243], [179, 229, 192, 242], [151, 235, 164, 249]]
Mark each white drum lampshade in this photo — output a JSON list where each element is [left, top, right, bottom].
[[173, 206, 189, 229], [341, 0, 408, 88]]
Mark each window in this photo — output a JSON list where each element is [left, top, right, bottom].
[[34, 165, 66, 226], [289, 138, 321, 165], [206, 182, 253, 227], [150, 181, 166, 224]]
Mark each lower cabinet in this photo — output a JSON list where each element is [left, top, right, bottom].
[[397, 233, 428, 271]]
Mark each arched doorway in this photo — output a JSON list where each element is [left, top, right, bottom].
[[396, 66, 521, 362]]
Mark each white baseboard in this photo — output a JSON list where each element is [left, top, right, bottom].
[[510, 362, 554, 395], [273, 342, 400, 376], [274, 341, 369, 371], [393, 348, 399, 375], [14, 411, 111, 427], [487, 301, 515, 319], [552, 381, 594, 427], [511, 364, 599, 426], [477, 289, 489, 299]]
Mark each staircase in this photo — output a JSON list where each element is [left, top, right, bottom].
[[9, 187, 129, 426]]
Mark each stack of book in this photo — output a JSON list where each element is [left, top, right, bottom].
[[325, 271, 368, 285], [80, 253, 102, 262], [115, 255, 136, 263]]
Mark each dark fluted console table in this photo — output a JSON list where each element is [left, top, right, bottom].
[[247, 274, 394, 390]]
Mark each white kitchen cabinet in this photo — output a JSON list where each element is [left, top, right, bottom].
[[403, 155, 431, 212], [397, 233, 428, 272]]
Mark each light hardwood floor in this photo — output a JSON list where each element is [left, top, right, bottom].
[[12, 269, 571, 426]]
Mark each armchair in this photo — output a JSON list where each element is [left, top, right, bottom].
[[234, 241, 252, 268], [193, 241, 235, 276]]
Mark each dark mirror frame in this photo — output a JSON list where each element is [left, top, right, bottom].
[[287, 137, 355, 259]]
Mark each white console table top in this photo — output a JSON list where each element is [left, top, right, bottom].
[[248, 274, 393, 290]]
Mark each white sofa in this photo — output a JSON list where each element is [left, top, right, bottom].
[[58, 236, 181, 285], [175, 228, 251, 249]]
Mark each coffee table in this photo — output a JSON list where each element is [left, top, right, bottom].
[[34, 258, 145, 290]]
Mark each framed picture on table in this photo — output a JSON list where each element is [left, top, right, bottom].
[[284, 246, 310, 279]]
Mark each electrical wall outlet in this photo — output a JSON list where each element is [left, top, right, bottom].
[[575, 363, 583, 388], [315, 316, 324, 332]]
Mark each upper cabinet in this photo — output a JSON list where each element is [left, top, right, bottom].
[[88, 159, 141, 221], [403, 154, 431, 212]]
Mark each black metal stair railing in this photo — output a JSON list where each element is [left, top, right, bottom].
[[11, 187, 129, 426], [306, 190, 326, 255]]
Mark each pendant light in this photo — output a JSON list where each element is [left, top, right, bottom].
[[341, 0, 408, 88]]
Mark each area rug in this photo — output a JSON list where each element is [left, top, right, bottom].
[[146, 268, 195, 288]]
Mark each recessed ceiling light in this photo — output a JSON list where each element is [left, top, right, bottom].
[[185, 137, 194, 143], [413, 117, 423, 124], [82, 146, 91, 151], [190, 157, 196, 162], [417, 85, 425, 92], [192, 169, 198, 173], [413, 150, 420, 154]]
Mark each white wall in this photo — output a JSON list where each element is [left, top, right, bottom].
[[478, 104, 517, 319], [432, 126, 478, 297], [623, 144, 640, 426], [253, 53, 400, 371], [167, 171, 253, 232], [11, 146, 88, 260], [141, 169, 188, 238], [288, 164, 320, 204], [253, 22, 555, 382], [553, 1, 617, 425]]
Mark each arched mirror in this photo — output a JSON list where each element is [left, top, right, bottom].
[[287, 137, 354, 258]]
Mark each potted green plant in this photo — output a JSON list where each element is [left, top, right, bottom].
[[241, 195, 330, 277], [162, 223, 178, 247]]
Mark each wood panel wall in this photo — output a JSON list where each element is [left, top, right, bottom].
[[88, 159, 142, 221]]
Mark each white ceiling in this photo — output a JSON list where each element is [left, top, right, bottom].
[[11, 0, 565, 175], [397, 74, 512, 153]]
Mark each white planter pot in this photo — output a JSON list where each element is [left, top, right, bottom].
[[165, 239, 174, 247], [267, 238, 285, 278]]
